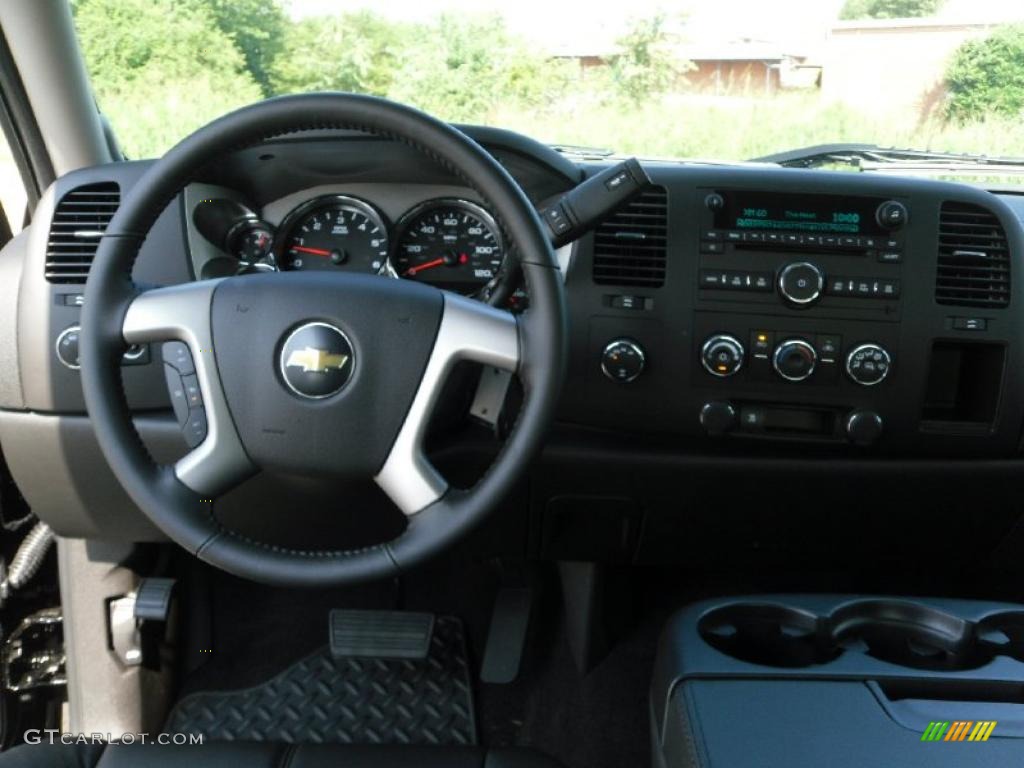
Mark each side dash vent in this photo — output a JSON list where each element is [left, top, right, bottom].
[[45, 182, 120, 283], [936, 201, 1010, 308], [592, 186, 668, 288]]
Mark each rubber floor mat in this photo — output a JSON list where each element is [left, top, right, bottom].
[[166, 616, 476, 745]]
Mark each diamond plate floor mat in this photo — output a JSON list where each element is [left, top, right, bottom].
[[166, 616, 476, 745]]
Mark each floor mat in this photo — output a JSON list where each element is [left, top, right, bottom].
[[166, 616, 476, 746]]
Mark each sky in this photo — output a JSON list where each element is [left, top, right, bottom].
[[287, 0, 1024, 53]]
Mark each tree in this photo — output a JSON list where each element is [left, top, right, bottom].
[[608, 14, 691, 104], [268, 12, 407, 97], [945, 24, 1024, 122], [71, 0, 262, 157], [839, 0, 945, 20], [387, 14, 570, 123], [194, 0, 288, 97]]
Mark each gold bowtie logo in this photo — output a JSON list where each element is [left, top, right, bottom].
[[285, 346, 350, 374]]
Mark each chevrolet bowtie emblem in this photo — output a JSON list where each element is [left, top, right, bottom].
[[285, 347, 350, 374]]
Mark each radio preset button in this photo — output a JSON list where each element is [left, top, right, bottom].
[[778, 262, 824, 306], [701, 335, 745, 378]]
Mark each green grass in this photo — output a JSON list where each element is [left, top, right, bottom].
[[105, 88, 1024, 163], [492, 92, 1024, 161]]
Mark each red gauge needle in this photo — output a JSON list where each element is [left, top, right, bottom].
[[290, 245, 331, 257], [405, 257, 446, 276]]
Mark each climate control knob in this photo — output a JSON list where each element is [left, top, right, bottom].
[[773, 339, 817, 382], [701, 334, 745, 378], [778, 262, 825, 306], [845, 343, 891, 386], [601, 339, 646, 383]]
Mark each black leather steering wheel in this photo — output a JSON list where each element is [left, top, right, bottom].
[[80, 93, 566, 587]]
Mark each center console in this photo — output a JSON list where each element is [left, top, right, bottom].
[[565, 165, 1024, 457], [651, 595, 1024, 767]]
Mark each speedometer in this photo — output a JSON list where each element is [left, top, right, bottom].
[[392, 200, 504, 296], [277, 195, 389, 273]]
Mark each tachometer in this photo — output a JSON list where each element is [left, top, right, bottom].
[[392, 200, 504, 295], [277, 195, 389, 272]]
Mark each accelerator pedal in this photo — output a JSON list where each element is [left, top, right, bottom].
[[329, 609, 435, 660]]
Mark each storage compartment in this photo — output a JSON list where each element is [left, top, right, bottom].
[[921, 341, 1005, 426]]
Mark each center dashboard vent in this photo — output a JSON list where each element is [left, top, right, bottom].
[[935, 201, 1010, 308], [592, 186, 668, 288], [45, 182, 120, 283]]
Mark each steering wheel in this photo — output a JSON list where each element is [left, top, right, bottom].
[[80, 93, 566, 587]]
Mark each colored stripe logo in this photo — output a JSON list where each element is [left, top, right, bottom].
[[921, 721, 996, 742]]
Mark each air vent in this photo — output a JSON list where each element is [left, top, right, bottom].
[[936, 201, 1010, 308], [592, 186, 668, 287], [45, 182, 120, 283]]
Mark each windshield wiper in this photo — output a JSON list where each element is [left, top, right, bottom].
[[753, 143, 1024, 175]]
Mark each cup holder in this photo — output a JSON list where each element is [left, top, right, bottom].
[[698, 603, 839, 668], [699, 600, 1024, 671]]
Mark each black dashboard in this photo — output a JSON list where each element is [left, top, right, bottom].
[[2, 125, 1024, 553]]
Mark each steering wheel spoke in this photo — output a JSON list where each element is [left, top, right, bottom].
[[375, 293, 519, 516], [122, 281, 254, 496]]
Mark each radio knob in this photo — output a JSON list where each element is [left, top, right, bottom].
[[845, 343, 892, 386], [773, 339, 817, 382], [601, 339, 646, 383], [876, 200, 908, 230], [778, 262, 824, 306], [701, 335, 744, 377]]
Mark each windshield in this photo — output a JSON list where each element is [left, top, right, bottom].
[[72, 0, 1024, 166]]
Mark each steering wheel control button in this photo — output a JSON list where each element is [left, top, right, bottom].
[[162, 341, 195, 375], [778, 262, 824, 306], [279, 322, 355, 399], [876, 200, 909, 230], [846, 410, 884, 447], [701, 335, 745, 378], [183, 408, 208, 449], [846, 343, 892, 386], [182, 374, 203, 409], [163, 365, 190, 426], [773, 339, 817, 382], [699, 401, 737, 436], [601, 339, 646, 383], [55, 326, 81, 370]]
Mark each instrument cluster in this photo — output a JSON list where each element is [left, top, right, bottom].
[[200, 193, 506, 298]]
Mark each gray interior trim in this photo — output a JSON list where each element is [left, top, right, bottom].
[[374, 293, 519, 515], [58, 538, 169, 735], [0, 0, 113, 174], [0, 229, 26, 409]]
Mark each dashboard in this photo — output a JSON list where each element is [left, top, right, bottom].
[[2, 125, 1024, 558]]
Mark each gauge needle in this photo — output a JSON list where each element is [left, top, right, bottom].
[[290, 245, 331, 256], [405, 257, 446, 276]]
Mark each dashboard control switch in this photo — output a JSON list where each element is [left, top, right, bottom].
[[876, 200, 909, 230], [601, 339, 646, 383], [704, 193, 725, 211], [845, 410, 883, 447], [701, 334, 745, 377], [778, 262, 824, 306], [772, 339, 817, 382], [845, 343, 892, 386], [700, 401, 737, 436], [55, 326, 81, 370]]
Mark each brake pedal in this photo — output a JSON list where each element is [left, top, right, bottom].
[[329, 609, 435, 660]]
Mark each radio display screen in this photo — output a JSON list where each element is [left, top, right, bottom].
[[714, 191, 887, 236]]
